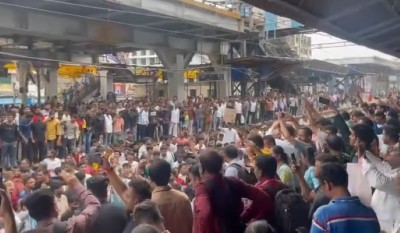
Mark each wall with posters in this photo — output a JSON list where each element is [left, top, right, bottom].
[[114, 83, 148, 98], [114, 83, 126, 95], [114, 82, 212, 99]]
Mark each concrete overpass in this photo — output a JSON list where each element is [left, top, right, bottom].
[[241, 0, 400, 59], [0, 0, 247, 102]]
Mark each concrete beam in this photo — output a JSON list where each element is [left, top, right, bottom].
[[155, 49, 194, 101], [0, 48, 70, 61], [110, 0, 242, 32], [0, 4, 221, 55]]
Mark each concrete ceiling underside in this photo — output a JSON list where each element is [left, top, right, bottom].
[[242, 0, 400, 58], [3, 0, 241, 40], [0, 0, 243, 61]]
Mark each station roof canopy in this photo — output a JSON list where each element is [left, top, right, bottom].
[[226, 56, 300, 67], [242, 0, 400, 58], [226, 56, 363, 76], [326, 57, 400, 75]]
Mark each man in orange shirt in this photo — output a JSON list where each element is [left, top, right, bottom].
[[265, 98, 274, 122], [113, 113, 124, 144]]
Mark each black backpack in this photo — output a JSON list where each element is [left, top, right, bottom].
[[228, 163, 257, 185], [274, 189, 310, 233]]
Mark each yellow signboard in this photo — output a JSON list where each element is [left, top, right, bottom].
[[58, 65, 97, 78]]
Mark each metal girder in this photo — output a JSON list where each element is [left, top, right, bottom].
[[0, 5, 221, 54], [241, 0, 355, 41], [141, 19, 182, 27], [89, 9, 126, 20], [107, 0, 242, 32], [241, 0, 400, 58]]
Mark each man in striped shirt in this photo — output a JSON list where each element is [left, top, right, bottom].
[[310, 163, 380, 233]]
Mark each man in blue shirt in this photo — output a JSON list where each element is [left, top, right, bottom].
[[310, 163, 380, 233]]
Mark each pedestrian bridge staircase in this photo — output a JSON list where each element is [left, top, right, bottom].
[[58, 76, 100, 105]]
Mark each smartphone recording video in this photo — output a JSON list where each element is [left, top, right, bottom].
[[290, 153, 297, 165], [318, 96, 330, 105]]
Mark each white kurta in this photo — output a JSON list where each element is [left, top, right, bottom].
[[361, 151, 400, 233]]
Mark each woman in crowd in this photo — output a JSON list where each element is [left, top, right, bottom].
[[273, 145, 296, 189]]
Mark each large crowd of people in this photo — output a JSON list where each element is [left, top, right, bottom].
[[0, 90, 397, 233]]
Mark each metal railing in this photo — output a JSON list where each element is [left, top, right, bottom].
[[58, 76, 100, 105]]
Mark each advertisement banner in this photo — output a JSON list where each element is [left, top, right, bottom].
[[125, 83, 147, 98], [114, 83, 126, 95], [0, 77, 13, 95]]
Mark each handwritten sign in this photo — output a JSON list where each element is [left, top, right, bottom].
[[224, 108, 236, 124]]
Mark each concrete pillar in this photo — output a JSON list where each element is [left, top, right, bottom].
[[16, 62, 30, 105], [210, 67, 232, 99], [209, 55, 231, 98], [156, 50, 194, 102], [99, 70, 112, 99], [44, 69, 58, 99]]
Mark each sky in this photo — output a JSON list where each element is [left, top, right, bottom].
[[310, 32, 399, 61]]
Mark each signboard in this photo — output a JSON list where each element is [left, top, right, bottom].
[[125, 83, 147, 98], [114, 83, 126, 95], [224, 108, 236, 124], [0, 77, 13, 96]]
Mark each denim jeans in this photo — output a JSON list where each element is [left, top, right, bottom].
[[83, 131, 93, 153], [103, 133, 112, 146], [137, 125, 147, 141], [1, 142, 17, 168], [213, 116, 221, 130], [113, 132, 124, 144], [67, 138, 77, 154], [196, 118, 203, 133]]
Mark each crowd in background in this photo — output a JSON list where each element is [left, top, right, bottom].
[[3, 89, 397, 233]]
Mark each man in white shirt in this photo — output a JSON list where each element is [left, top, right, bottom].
[[234, 100, 243, 125], [137, 106, 149, 140], [361, 150, 400, 233], [265, 122, 299, 159], [220, 124, 239, 144], [170, 107, 180, 137], [213, 104, 222, 130], [249, 98, 257, 124], [138, 142, 148, 160], [41, 149, 61, 177], [65, 115, 79, 154], [160, 145, 174, 167], [104, 111, 113, 146]]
